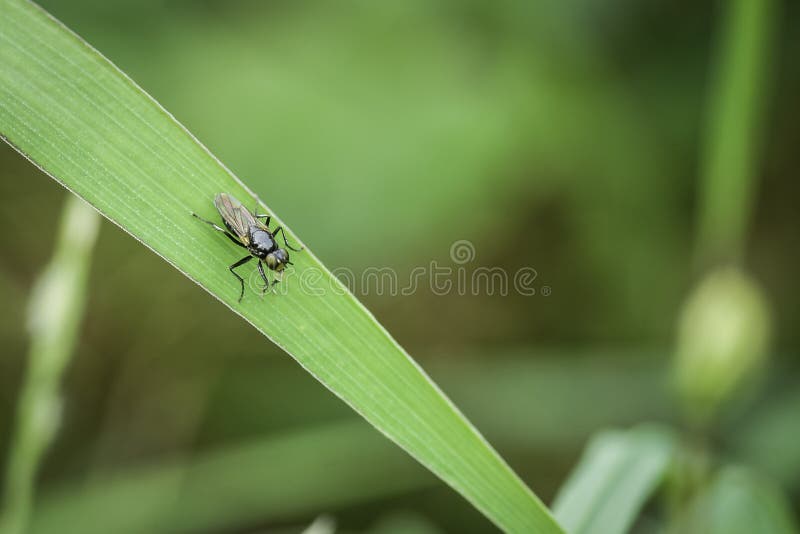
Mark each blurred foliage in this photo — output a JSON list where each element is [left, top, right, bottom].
[[683, 467, 798, 534], [1, 0, 799, 531], [29, 421, 433, 534]]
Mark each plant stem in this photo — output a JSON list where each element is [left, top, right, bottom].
[[0, 195, 100, 534], [696, 0, 777, 266]]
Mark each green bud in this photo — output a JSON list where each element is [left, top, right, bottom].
[[674, 267, 771, 423]]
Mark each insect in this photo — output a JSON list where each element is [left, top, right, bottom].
[[192, 193, 302, 301]]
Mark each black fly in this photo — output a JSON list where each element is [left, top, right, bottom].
[[192, 193, 302, 301]]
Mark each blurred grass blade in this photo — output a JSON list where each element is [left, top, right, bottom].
[[301, 515, 336, 534], [31, 421, 433, 534], [696, 0, 777, 264], [0, 1, 561, 531], [687, 467, 798, 534], [0, 196, 100, 534], [552, 425, 676, 534]]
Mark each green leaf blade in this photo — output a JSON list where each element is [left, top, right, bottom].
[[0, 1, 562, 531], [552, 425, 676, 534]]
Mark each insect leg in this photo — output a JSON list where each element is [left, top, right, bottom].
[[192, 212, 246, 249], [272, 226, 303, 252], [251, 202, 271, 224], [257, 260, 272, 294], [229, 255, 253, 302]]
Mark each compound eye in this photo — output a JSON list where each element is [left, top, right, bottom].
[[265, 254, 278, 269]]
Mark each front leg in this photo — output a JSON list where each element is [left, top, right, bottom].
[[257, 260, 274, 295], [272, 226, 303, 252]]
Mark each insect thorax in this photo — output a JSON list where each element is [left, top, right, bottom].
[[248, 227, 276, 257]]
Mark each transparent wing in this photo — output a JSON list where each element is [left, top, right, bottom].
[[214, 193, 256, 243]]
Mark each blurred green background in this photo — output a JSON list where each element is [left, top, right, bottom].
[[1, 0, 799, 532]]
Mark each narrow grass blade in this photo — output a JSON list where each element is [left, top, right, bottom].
[[0, 196, 100, 534], [552, 425, 676, 534], [0, 1, 561, 531]]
